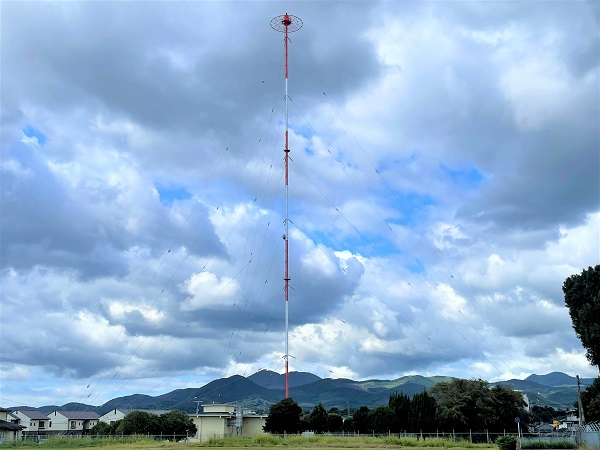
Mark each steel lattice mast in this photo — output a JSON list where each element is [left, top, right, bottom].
[[271, 13, 302, 399]]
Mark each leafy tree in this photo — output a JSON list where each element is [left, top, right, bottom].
[[159, 410, 197, 439], [264, 397, 302, 434], [389, 391, 411, 432], [563, 265, 600, 368], [306, 403, 328, 433], [121, 411, 155, 434], [581, 377, 600, 422], [430, 378, 527, 432], [489, 385, 529, 432], [409, 391, 437, 432], [368, 406, 395, 433], [113, 419, 125, 435], [352, 406, 370, 433], [90, 421, 112, 435], [530, 405, 561, 424], [327, 413, 343, 432], [342, 416, 354, 432]]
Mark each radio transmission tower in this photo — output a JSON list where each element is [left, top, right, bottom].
[[270, 12, 302, 399]]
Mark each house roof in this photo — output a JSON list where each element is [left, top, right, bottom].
[[16, 410, 50, 420], [56, 411, 100, 420], [0, 419, 26, 431]]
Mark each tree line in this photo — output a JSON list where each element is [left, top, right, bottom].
[[90, 410, 197, 440], [265, 378, 529, 434]]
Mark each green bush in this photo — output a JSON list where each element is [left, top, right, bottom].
[[496, 435, 518, 450]]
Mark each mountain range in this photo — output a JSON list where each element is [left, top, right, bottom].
[[10, 371, 595, 415]]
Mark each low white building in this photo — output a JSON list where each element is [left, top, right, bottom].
[[188, 404, 266, 442]]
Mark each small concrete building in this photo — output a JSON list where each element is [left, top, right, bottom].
[[188, 404, 267, 442]]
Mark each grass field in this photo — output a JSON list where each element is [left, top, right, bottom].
[[1, 435, 581, 450], [0, 435, 495, 449]]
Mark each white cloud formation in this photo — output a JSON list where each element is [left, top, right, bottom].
[[0, 0, 598, 409]]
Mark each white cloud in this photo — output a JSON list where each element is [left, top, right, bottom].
[[0, 0, 597, 408]]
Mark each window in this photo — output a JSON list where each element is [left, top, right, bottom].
[[39, 421, 45, 428], [49, 421, 52, 428], [70, 421, 76, 429]]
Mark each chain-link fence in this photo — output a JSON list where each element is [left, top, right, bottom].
[[581, 423, 600, 449]]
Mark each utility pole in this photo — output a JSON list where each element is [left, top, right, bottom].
[[576, 375, 586, 425]]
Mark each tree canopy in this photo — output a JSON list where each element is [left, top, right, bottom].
[[263, 397, 302, 434], [581, 377, 600, 422], [305, 403, 328, 433], [563, 264, 600, 369], [90, 409, 196, 440], [430, 378, 527, 432]]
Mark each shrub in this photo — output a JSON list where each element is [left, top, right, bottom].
[[497, 435, 518, 450]]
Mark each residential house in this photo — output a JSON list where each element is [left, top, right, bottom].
[[99, 409, 127, 425], [0, 407, 25, 442], [558, 409, 580, 432], [11, 410, 52, 437], [188, 404, 266, 442], [47, 411, 100, 435]]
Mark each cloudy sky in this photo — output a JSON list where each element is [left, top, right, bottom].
[[1, 0, 599, 408]]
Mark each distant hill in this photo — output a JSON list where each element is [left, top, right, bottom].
[[248, 370, 321, 389], [10, 371, 593, 414], [525, 372, 595, 387]]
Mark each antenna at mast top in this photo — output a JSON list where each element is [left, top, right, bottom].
[[270, 13, 303, 33]]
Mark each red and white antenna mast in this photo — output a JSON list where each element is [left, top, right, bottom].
[[271, 12, 302, 399]]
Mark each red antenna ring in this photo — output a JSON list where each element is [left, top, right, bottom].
[[270, 14, 303, 33]]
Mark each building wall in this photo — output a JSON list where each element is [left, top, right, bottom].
[[204, 404, 235, 414], [99, 409, 126, 425], [189, 415, 267, 441], [48, 411, 73, 433], [241, 417, 266, 436], [202, 416, 227, 440], [46, 412, 98, 434]]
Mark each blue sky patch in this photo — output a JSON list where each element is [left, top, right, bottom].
[[155, 184, 192, 205], [440, 164, 484, 188], [386, 191, 436, 226], [23, 125, 47, 145]]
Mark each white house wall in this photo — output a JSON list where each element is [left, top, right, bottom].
[[99, 409, 126, 425]]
